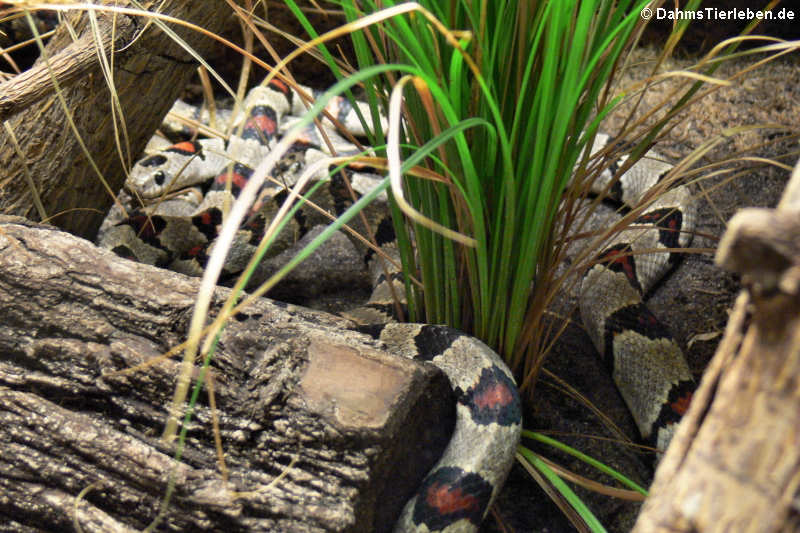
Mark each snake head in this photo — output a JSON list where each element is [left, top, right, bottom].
[[126, 139, 227, 199], [126, 153, 174, 199]]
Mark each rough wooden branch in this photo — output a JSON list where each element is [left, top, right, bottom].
[[0, 216, 455, 532], [716, 207, 800, 296], [0, 17, 121, 121], [0, 1, 233, 239], [632, 159, 800, 532]]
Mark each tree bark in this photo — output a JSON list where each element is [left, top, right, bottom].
[[0, 216, 455, 532], [632, 158, 800, 532], [0, 1, 232, 240]]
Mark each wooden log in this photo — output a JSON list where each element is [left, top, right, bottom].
[[0, 216, 455, 532]]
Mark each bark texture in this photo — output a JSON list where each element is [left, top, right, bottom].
[[0, 216, 455, 532], [0, 1, 232, 239], [632, 158, 800, 532]]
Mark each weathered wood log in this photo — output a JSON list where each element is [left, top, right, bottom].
[[631, 158, 800, 532], [0, 216, 455, 532], [0, 1, 233, 240]]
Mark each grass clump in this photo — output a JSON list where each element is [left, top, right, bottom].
[[296, 0, 657, 383]]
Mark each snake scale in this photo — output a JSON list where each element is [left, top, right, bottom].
[[98, 78, 696, 531]]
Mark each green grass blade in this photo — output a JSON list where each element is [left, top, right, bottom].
[[517, 445, 609, 533]]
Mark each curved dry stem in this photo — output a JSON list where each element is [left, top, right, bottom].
[[3, 120, 47, 219], [264, 2, 474, 88], [162, 123, 306, 442], [388, 75, 477, 247], [200, 153, 342, 359], [534, 454, 646, 501]]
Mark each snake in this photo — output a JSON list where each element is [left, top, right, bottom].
[[98, 78, 696, 531], [578, 133, 696, 452]]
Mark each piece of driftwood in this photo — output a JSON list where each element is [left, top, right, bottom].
[[0, 1, 233, 239], [0, 216, 455, 532], [632, 158, 800, 532]]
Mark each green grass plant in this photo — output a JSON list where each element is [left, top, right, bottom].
[[293, 0, 657, 381]]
